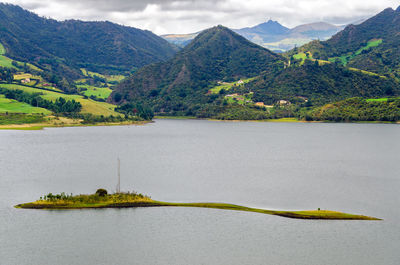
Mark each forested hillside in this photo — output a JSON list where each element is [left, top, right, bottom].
[[288, 7, 400, 78], [0, 3, 177, 79], [111, 26, 284, 115]]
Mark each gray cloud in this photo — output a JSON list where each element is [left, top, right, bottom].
[[3, 0, 399, 34]]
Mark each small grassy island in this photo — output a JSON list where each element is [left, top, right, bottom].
[[15, 189, 381, 221]]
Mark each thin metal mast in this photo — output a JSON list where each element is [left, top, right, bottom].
[[117, 157, 121, 193]]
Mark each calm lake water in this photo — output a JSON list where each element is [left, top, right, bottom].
[[0, 120, 399, 265]]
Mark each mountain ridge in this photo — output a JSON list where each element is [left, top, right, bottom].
[[0, 3, 178, 77], [162, 20, 344, 51]]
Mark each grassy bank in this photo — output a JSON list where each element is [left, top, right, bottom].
[[16, 191, 381, 220], [0, 115, 149, 130]]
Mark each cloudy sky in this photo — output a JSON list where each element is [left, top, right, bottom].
[[3, 0, 399, 34]]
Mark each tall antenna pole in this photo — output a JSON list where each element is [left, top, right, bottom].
[[117, 157, 121, 193]]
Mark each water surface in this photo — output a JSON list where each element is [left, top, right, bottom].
[[1, 120, 399, 265]]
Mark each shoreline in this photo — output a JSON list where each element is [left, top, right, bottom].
[[155, 116, 400, 124], [0, 118, 152, 130], [2, 116, 398, 130]]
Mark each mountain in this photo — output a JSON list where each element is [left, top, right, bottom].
[[0, 3, 178, 78], [111, 26, 284, 114], [161, 20, 343, 52], [234, 20, 290, 42], [290, 22, 342, 39], [292, 7, 400, 78], [236, 21, 344, 52]]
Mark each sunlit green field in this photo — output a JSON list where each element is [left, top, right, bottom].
[[0, 95, 51, 114], [77, 84, 112, 99], [0, 43, 5, 55], [329, 39, 383, 65], [80, 68, 125, 83], [366, 97, 400, 102], [0, 84, 120, 116], [0, 55, 17, 69]]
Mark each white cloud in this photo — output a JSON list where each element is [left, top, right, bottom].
[[2, 0, 399, 34]]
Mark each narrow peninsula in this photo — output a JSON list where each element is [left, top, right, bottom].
[[15, 189, 381, 221]]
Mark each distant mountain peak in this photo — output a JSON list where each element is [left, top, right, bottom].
[[246, 19, 289, 36], [266, 19, 279, 24], [396, 6, 400, 12]]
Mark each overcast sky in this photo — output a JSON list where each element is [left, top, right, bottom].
[[3, 0, 399, 34]]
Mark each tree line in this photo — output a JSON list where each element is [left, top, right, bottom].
[[0, 87, 82, 114]]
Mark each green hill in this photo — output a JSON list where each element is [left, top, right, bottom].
[[246, 61, 399, 106], [0, 3, 177, 79], [111, 25, 284, 115], [288, 7, 400, 78]]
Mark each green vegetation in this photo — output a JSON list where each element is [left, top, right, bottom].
[[0, 88, 82, 114], [113, 26, 284, 117], [328, 39, 383, 66], [115, 103, 154, 120], [209, 78, 256, 94], [77, 84, 112, 99], [355, 39, 382, 55], [0, 113, 45, 125], [300, 97, 400, 122], [16, 190, 381, 220], [247, 61, 399, 106], [0, 3, 177, 83], [0, 43, 5, 55], [13, 73, 33, 80], [0, 54, 18, 69], [0, 84, 120, 116], [366, 98, 391, 102], [0, 94, 51, 114], [292, 52, 313, 65]]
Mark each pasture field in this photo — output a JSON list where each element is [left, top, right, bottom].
[[105, 75, 125, 82], [0, 95, 51, 114], [0, 55, 17, 69], [0, 84, 120, 116], [0, 43, 5, 55], [355, 39, 382, 56], [77, 84, 112, 99], [0, 44, 40, 71], [366, 98, 389, 102], [348, 67, 386, 78], [366, 97, 400, 102], [209, 77, 256, 94], [13, 73, 33, 80], [329, 39, 383, 65], [80, 68, 125, 83], [293, 52, 308, 61]]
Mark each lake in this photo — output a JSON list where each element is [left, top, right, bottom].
[[0, 120, 399, 265]]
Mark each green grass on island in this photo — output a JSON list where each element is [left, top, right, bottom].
[[15, 189, 381, 220]]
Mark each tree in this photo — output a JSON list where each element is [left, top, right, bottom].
[[95, 189, 108, 197]]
